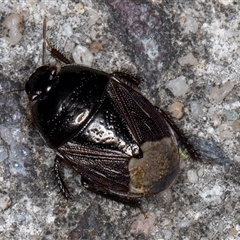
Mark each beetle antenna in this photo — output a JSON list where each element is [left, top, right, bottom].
[[157, 108, 202, 162], [0, 88, 25, 95], [42, 17, 47, 65]]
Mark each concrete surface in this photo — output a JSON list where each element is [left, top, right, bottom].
[[0, 0, 239, 239]]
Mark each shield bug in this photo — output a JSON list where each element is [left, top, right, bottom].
[[25, 20, 199, 207]]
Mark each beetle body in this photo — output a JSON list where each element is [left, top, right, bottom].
[[26, 64, 180, 201]]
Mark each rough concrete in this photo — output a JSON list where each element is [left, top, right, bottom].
[[0, 0, 239, 239]]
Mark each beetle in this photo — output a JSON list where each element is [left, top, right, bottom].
[[25, 31, 199, 207]]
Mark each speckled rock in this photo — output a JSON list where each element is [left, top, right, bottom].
[[2, 14, 23, 45], [72, 44, 94, 66], [0, 194, 11, 211], [166, 76, 190, 97], [168, 102, 184, 119], [0, 0, 239, 239], [232, 120, 240, 132], [199, 185, 224, 204], [130, 213, 156, 237], [178, 53, 198, 66], [187, 169, 199, 184], [209, 81, 235, 103]]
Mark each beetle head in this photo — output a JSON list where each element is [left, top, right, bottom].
[[25, 65, 58, 101]]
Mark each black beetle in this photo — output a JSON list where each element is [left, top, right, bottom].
[[25, 36, 199, 207]]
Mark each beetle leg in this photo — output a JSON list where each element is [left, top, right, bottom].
[[42, 18, 72, 64], [45, 38, 72, 64], [81, 177, 143, 209], [157, 108, 201, 162], [82, 177, 147, 215], [53, 155, 71, 200], [111, 71, 142, 86]]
